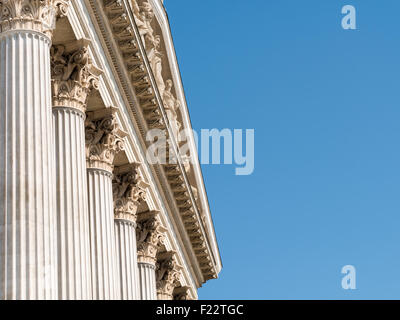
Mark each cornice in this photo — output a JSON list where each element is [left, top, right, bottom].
[[148, 0, 222, 276], [90, 0, 218, 283], [54, 1, 200, 299], [85, 108, 127, 172]]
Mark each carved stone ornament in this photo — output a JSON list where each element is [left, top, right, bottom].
[[132, 0, 154, 49], [132, 1, 183, 136], [0, 0, 69, 36], [163, 79, 181, 140], [173, 286, 191, 301], [156, 253, 181, 300], [85, 110, 126, 172], [113, 165, 147, 223], [136, 214, 165, 265], [51, 40, 102, 113]]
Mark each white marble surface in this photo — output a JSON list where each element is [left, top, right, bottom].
[[138, 262, 157, 300], [53, 107, 92, 299], [0, 30, 57, 299], [115, 219, 140, 300], [87, 168, 120, 300]]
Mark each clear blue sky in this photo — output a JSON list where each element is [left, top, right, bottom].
[[165, 0, 400, 299]]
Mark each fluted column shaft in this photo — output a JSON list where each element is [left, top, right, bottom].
[[0, 30, 57, 299], [114, 219, 139, 300], [51, 41, 99, 300], [85, 110, 125, 300], [138, 263, 157, 300], [53, 108, 91, 299], [87, 168, 120, 300]]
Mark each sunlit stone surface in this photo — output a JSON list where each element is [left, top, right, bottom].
[[0, 0, 221, 300]]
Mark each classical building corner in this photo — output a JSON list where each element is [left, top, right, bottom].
[[0, 0, 221, 300]]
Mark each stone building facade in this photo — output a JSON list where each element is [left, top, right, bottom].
[[0, 0, 221, 300]]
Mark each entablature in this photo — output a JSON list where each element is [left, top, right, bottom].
[[95, 0, 220, 283]]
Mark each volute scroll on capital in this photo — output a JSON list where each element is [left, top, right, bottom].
[[131, 1, 183, 139], [85, 108, 127, 172], [0, 0, 69, 36], [136, 212, 167, 265], [113, 163, 148, 224], [51, 39, 102, 114]]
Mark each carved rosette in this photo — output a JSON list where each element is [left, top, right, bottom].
[[136, 216, 165, 265], [156, 254, 180, 300], [113, 169, 147, 224], [0, 0, 69, 36], [51, 43, 101, 113], [85, 113, 125, 172]]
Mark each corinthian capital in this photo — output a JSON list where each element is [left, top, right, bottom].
[[136, 212, 165, 265], [51, 39, 102, 113], [113, 164, 147, 224], [156, 252, 181, 300], [173, 286, 192, 301], [85, 109, 126, 172], [0, 0, 69, 36]]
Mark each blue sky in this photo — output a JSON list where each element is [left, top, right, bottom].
[[164, 0, 400, 299]]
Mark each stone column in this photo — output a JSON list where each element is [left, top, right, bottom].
[[51, 40, 101, 300], [136, 212, 164, 300], [112, 164, 146, 300], [86, 109, 125, 300], [0, 0, 68, 300], [156, 251, 180, 300]]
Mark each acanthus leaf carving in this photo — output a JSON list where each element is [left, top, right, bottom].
[[0, 0, 70, 35], [156, 253, 181, 300], [113, 165, 147, 223], [136, 213, 165, 265], [85, 111, 125, 172], [173, 286, 192, 301], [103, 0, 217, 283], [163, 79, 181, 141], [51, 40, 102, 113]]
